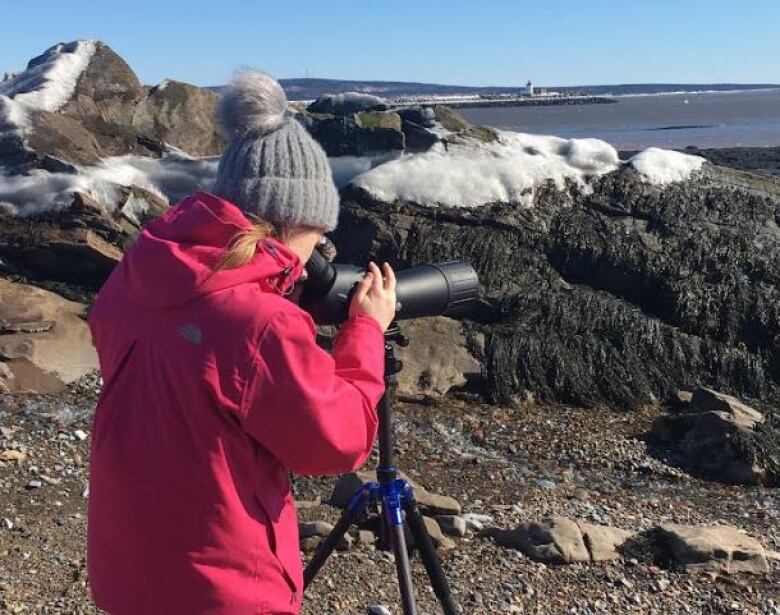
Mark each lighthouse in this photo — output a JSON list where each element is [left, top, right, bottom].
[[525, 80, 534, 97]]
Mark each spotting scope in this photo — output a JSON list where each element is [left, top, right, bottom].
[[301, 250, 480, 325]]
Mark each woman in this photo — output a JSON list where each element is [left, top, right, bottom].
[[87, 72, 396, 614]]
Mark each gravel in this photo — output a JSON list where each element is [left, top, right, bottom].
[[1, 377, 778, 614]]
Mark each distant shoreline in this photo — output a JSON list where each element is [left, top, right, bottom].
[[421, 96, 617, 109]]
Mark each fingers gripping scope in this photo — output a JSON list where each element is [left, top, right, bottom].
[[301, 250, 480, 325]]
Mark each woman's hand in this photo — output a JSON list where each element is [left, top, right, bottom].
[[349, 262, 397, 331]]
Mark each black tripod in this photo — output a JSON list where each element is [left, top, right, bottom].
[[303, 323, 460, 615]]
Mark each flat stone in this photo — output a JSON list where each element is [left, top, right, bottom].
[[490, 517, 590, 564], [421, 516, 456, 551], [436, 515, 467, 538], [577, 522, 635, 562], [657, 524, 769, 575]]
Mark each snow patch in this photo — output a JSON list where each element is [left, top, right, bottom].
[[0, 40, 97, 132], [328, 153, 401, 188], [0, 152, 218, 216], [351, 132, 620, 208], [628, 148, 705, 185]]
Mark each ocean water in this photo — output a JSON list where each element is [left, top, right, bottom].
[[458, 89, 780, 150]]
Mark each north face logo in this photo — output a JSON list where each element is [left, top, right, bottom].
[[178, 324, 202, 345]]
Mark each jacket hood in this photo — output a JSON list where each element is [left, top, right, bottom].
[[119, 192, 304, 308]]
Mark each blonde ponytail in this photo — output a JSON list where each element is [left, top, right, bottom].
[[216, 219, 283, 270]]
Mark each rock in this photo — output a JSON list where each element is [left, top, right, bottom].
[[675, 390, 693, 405], [295, 496, 321, 510], [0, 361, 15, 393], [307, 92, 384, 115], [0, 279, 98, 393], [436, 515, 467, 538], [461, 513, 493, 532], [688, 388, 765, 425], [355, 111, 402, 132], [0, 449, 27, 463], [395, 316, 482, 399], [0, 205, 124, 287], [298, 521, 333, 539], [73, 430, 88, 441], [357, 529, 376, 546], [132, 80, 224, 157], [400, 120, 440, 153], [490, 517, 590, 564], [366, 606, 392, 615], [300, 536, 322, 553], [657, 524, 769, 575], [396, 106, 437, 128], [329, 470, 461, 515], [577, 523, 634, 562], [432, 105, 498, 143], [302, 113, 405, 156], [26, 480, 43, 489], [651, 388, 770, 485], [421, 516, 456, 551]]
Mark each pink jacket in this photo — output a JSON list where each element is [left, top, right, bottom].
[[87, 192, 385, 614]]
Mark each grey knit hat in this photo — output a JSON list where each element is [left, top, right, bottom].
[[212, 72, 339, 231]]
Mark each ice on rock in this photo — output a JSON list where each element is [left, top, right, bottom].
[[628, 147, 705, 185], [351, 132, 621, 209], [0, 152, 218, 215]]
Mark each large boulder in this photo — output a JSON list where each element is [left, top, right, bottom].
[[307, 92, 385, 115], [301, 111, 405, 156], [132, 80, 224, 157], [0, 279, 98, 393]]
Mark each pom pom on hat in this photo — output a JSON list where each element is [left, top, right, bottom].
[[217, 71, 288, 136]]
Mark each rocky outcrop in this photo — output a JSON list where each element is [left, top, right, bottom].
[[2, 41, 223, 171], [651, 387, 775, 485], [333, 164, 780, 419], [0, 279, 98, 393]]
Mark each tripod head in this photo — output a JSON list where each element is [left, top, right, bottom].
[[383, 322, 408, 384]]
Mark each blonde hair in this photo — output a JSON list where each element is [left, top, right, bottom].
[[216, 218, 288, 270]]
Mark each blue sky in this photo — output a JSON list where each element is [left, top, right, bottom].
[[1, 0, 778, 87]]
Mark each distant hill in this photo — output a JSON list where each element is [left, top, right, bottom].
[[209, 79, 780, 101]]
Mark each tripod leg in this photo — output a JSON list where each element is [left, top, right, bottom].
[[386, 506, 418, 615], [403, 494, 460, 615], [304, 486, 373, 588]]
